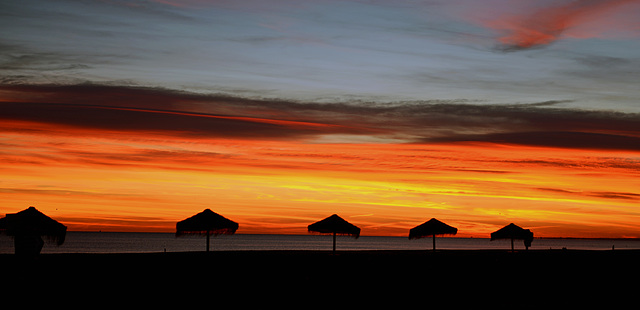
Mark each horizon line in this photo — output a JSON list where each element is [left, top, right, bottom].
[[61, 231, 640, 240]]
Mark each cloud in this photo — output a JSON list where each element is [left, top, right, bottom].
[[0, 101, 365, 141], [361, 100, 640, 150], [2, 83, 640, 150], [430, 131, 640, 151], [0, 187, 138, 198], [479, 0, 640, 51], [409, 103, 640, 151], [537, 187, 640, 201]]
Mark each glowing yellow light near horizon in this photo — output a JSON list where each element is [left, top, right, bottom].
[[1, 121, 640, 237]]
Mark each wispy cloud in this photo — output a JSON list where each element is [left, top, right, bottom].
[[0, 102, 365, 142], [470, 0, 640, 51], [2, 83, 640, 150], [429, 131, 640, 151], [537, 187, 640, 201]]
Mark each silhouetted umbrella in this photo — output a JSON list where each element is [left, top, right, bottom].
[[409, 218, 458, 251], [308, 214, 360, 253], [176, 209, 238, 252], [490, 223, 534, 251], [0, 206, 67, 256]]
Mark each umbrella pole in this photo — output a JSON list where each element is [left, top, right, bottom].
[[432, 234, 436, 252], [332, 232, 336, 254], [206, 231, 211, 252]]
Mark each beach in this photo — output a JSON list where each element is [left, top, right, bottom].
[[2, 249, 637, 306]]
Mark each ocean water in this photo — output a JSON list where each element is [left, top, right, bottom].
[[1, 232, 639, 254]]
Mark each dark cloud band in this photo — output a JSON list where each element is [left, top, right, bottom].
[[1, 83, 639, 150]]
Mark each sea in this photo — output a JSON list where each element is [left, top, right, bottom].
[[2, 232, 640, 254]]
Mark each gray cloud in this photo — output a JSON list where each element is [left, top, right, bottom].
[[2, 83, 640, 150], [0, 101, 368, 141]]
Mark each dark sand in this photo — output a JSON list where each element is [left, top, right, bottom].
[[2, 250, 638, 306]]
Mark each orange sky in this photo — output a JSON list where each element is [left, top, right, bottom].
[[2, 113, 639, 238]]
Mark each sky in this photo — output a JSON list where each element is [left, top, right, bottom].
[[1, 0, 640, 238]]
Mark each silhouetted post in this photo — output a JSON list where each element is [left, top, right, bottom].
[[206, 230, 211, 252], [432, 234, 436, 252], [332, 232, 336, 254]]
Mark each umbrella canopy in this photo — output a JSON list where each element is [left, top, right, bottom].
[[0, 206, 67, 256], [490, 223, 534, 251], [176, 209, 238, 251], [308, 214, 360, 237], [409, 218, 458, 239], [308, 214, 360, 253], [408, 218, 457, 251], [0, 206, 67, 244]]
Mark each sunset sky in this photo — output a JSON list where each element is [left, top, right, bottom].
[[2, 0, 640, 238]]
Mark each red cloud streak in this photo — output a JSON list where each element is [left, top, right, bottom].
[[483, 0, 640, 50]]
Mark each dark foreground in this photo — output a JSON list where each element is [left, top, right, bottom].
[[2, 249, 638, 307]]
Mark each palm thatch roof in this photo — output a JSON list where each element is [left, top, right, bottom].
[[490, 223, 534, 250], [307, 214, 360, 238], [408, 218, 458, 240], [0, 206, 67, 245], [176, 209, 238, 237], [490, 223, 533, 241]]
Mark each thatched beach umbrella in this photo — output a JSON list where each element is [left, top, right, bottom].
[[0, 206, 67, 256], [490, 223, 534, 251], [176, 209, 238, 252], [409, 218, 458, 251], [308, 214, 360, 253]]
